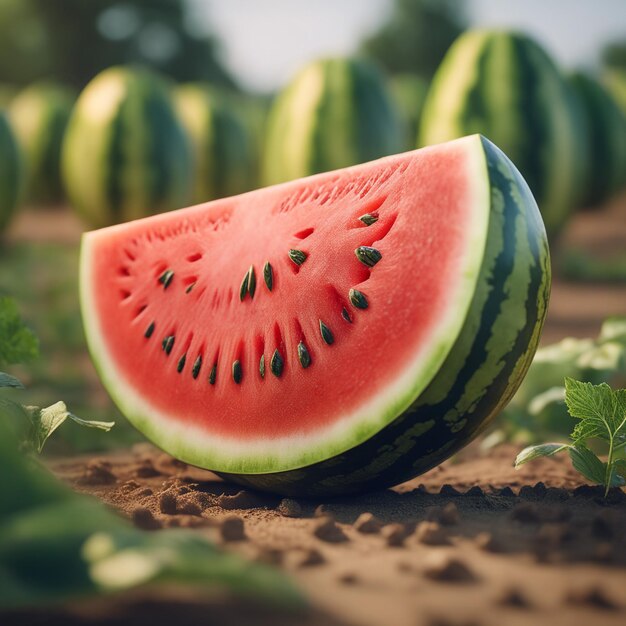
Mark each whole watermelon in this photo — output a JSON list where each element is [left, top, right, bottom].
[[0, 112, 23, 233], [419, 30, 580, 239], [263, 57, 403, 186], [62, 67, 192, 227], [8, 82, 74, 205], [389, 73, 429, 150], [175, 84, 255, 204], [570, 72, 626, 208]]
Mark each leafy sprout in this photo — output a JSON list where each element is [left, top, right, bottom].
[[515, 378, 626, 496], [0, 296, 114, 452]]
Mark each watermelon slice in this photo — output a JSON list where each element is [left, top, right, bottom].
[[81, 135, 550, 496]]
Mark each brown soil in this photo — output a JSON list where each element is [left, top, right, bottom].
[[34, 444, 625, 626]]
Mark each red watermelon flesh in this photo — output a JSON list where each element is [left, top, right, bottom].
[[81, 136, 492, 473]]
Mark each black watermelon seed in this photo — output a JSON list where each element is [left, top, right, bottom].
[[349, 288, 369, 309], [355, 246, 382, 267], [358, 212, 379, 226], [248, 265, 257, 299], [319, 320, 334, 345], [289, 249, 307, 266], [232, 360, 242, 384], [239, 270, 249, 301], [263, 261, 273, 291], [341, 307, 352, 323], [209, 364, 217, 385], [159, 269, 174, 289], [162, 335, 175, 355], [271, 349, 284, 377], [186, 282, 196, 294], [192, 355, 202, 379], [177, 353, 186, 373], [144, 322, 155, 338], [297, 341, 311, 368]]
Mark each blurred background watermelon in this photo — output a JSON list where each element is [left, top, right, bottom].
[[0, 0, 625, 451]]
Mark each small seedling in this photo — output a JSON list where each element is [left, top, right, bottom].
[[0, 296, 113, 453], [515, 377, 626, 497]]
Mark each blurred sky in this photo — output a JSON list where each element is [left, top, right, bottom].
[[189, 0, 626, 92]]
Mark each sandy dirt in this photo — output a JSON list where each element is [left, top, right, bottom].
[[34, 444, 626, 626]]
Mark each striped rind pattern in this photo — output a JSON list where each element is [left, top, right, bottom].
[[175, 85, 254, 204], [0, 112, 23, 232], [61, 67, 192, 228], [262, 58, 403, 186], [8, 83, 73, 204], [220, 136, 551, 496], [570, 72, 626, 207], [419, 30, 579, 239]]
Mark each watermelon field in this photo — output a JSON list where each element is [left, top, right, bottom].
[[1, 1, 626, 625]]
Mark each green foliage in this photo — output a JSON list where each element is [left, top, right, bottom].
[[0, 295, 113, 452], [498, 317, 626, 443], [0, 296, 38, 365], [360, 0, 467, 79], [515, 378, 626, 496], [0, 0, 235, 89], [0, 242, 137, 451], [0, 419, 304, 610]]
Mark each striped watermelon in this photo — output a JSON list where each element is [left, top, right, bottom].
[[175, 84, 255, 204], [419, 30, 580, 239], [570, 72, 626, 207], [0, 112, 22, 233], [62, 67, 192, 228], [262, 58, 403, 186], [81, 135, 549, 496], [8, 82, 74, 205]]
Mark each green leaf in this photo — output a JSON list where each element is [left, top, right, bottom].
[[614, 458, 626, 480], [0, 418, 304, 611], [565, 378, 626, 443], [67, 413, 115, 432], [25, 402, 115, 454], [84, 530, 304, 609], [567, 445, 607, 485], [515, 443, 568, 468], [0, 297, 38, 366], [0, 372, 24, 389]]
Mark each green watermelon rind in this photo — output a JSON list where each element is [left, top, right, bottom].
[[80, 135, 493, 476]]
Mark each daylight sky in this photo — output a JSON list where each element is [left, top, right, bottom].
[[188, 0, 626, 92]]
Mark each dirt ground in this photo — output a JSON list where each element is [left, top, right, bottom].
[[3, 197, 626, 625], [36, 443, 626, 626]]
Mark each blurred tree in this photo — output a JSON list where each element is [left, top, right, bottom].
[[0, 0, 235, 89], [360, 0, 467, 79], [603, 40, 626, 71]]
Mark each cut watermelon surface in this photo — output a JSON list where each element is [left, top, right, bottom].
[[81, 135, 550, 496]]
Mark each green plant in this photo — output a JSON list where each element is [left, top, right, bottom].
[[0, 296, 113, 452], [515, 378, 626, 496], [0, 295, 303, 610], [494, 317, 626, 445]]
